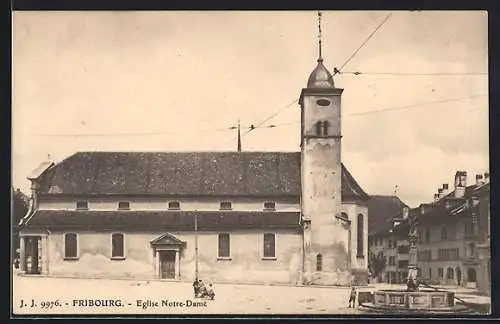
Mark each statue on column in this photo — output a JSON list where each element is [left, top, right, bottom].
[[407, 212, 420, 292]]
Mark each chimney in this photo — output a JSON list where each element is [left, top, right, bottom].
[[434, 193, 439, 202], [420, 204, 425, 215], [484, 172, 490, 183], [442, 183, 449, 196], [454, 171, 467, 198], [475, 174, 484, 186], [437, 188, 444, 199]]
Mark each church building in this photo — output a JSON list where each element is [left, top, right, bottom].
[[17, 20, 371, 286]]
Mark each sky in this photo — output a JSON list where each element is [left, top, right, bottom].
[[12, 11, 489, 207]]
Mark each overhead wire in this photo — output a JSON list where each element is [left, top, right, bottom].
[[339, 71, 487, 76], [333, 12, 393, 75], [233, 12, 394, 145]]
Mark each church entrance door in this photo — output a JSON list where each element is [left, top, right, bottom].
[[160, 250, 176, 279]]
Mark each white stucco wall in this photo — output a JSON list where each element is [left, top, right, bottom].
[[38, 197, 300, 212]]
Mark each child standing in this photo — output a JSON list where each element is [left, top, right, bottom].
[[348, 287, 357, 308]]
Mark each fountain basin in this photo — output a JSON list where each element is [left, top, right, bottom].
[[360, 289, 471, 314]]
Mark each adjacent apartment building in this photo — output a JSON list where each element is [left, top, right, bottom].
[[368, 171, 491, 295]]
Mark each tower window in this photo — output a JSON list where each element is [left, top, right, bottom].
[[323, 121, 330, 135], [315, 121, 322, 135], [316, 254, 323, 271], [314, 121, 331, 136]]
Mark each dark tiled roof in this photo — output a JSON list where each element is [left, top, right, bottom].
[[416, 182, 490, 225], [367, 195, 408, 235], [23, 210, 301, 231], [341, 165, 370, 201], [35, 152, 369, 200]]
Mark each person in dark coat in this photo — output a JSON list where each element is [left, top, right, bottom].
[[348, 287, 357, 308], [193, 279, 199, 297]]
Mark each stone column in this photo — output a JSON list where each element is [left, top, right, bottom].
[[155, 250, 160, 279], [175, 250, 180, 280], [19, 236, 25, 272], [41, 236, 48, 275], [407, 232, 418, 289]]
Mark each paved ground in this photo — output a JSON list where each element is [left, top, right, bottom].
[[13, 275, 361, 315], [12, 274, 490, 315]]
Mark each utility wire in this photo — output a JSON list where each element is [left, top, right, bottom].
[[349, 93, 487, 116], [333, 12, 393, 75], [339, 71, 487, 76], [29, 94, 485, 138], [233, 13, 393, 143]]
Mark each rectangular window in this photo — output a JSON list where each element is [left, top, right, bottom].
[[76, 201, 88, 210], [438, 268, 444, 278], [168, 201, 180, 210], [220, 201, 232, 210], [263, 233, 276, 258], [397, 245, 409, 254], [441, 227, 448, 240], [264, 201, 276, 210], [64, 233, 78, 259], [397, 260, 409, 269], [218, 233, 230, 258], [429, 268, 432, 279], [118, 201, 130, 210], [111, 233, 125, 259], [425, 229, 431, 243]]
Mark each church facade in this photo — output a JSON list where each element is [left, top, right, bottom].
[[18, 49, 370, 286]]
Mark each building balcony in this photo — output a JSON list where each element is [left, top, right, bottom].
[[461, 255, 479, 265]]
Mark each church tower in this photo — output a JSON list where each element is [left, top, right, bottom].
[[300, 12, 349, 285]]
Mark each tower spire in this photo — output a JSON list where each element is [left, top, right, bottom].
[[317, 11, 323, 62], [237, 119, 242, 152]]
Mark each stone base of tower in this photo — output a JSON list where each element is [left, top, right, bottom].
[[350, 268, 369, 286], [310, 270, 352, 286], [300, 269, 369, 286]]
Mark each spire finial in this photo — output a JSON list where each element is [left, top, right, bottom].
[[317, 11, 323, 62], [237, 119, 242, 152]]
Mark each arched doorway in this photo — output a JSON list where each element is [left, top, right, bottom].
[[467, 268, 477, 283], [456, 267, 462, 286]]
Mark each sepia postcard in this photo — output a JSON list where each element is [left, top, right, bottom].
[[11, 10, 490, 316]]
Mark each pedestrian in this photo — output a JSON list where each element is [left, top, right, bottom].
[[206, 283, 215, 300], [198, 279, 206, 297], [193, 278, 199, 297], [348, 287, 357, 308]]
